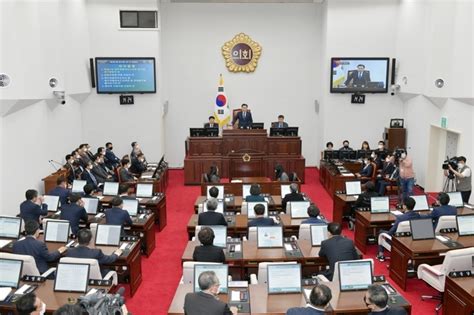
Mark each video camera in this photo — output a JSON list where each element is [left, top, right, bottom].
[[78, 287, 125, 315], [442, 156, 458, 171]]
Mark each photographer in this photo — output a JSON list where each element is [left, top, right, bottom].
[[445, 156, 471, 203], [398, 150, 415, 201]]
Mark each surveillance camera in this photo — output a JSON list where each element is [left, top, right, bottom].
[[390, 84, 400, 96], [53, 91, 66, 105]]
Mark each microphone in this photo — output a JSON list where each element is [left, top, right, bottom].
[[48, 160, 58, 171]]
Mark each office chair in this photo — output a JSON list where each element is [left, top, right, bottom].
[[417, 247, 474, 313], [298, 224, 311, 241], [90, 223, 98, 242], [250, 261, 297, 285], [181, 261, 226, 284], [241, 202, 248, 215], [378, 221, 411, 254], [316, 258, 374, 283], [0, 253, 56, 278], [434, 216, 457, 233], [247, 227, 257, 242], [60, 257, 118, 285]]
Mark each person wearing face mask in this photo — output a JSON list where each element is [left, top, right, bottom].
[[130, 141, 144, 161], [445, 156, 471, 203], [91, 155, 112, 184], [15, 292, 46, 315], [119, 159, 137, 182], [105, 142, 120, 168], [207, 165, 220, 183], [63, 154, 78, 183], [355, 157, 374, 180], [374, 141, 388, 169], [60, 194, 88, 235], [78, 144, 91, 167], [364, 284, 407, 315], [184, 271, 238, 315], [339, 140, 353, 151], [81, 161, 99, 190], [130, 152, 147, 176], [286, 284, 332, 315], [48, 176, 70, 206], [375, 154, 398, 195], [398, 150, 415, 202]]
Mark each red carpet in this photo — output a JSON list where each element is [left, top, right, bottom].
[[125, 168, 439, 315]]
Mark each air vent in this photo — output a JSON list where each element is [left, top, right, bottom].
[[120, 10, 158, 29], [0, 73, 11, 88]]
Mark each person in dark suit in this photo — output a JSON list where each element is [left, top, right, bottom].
[[245, 184, 265, 202], [318, 222, 359, 281], [355, 158, 374, 179], [376, 197, 420, 261], [130, 141, 144, 162], [96, 153, 115, 179], [12, 221, 66, 274], [20, 190, 48, 223], [91, 155, 112, 184], [422, 192, 457, 228], [365, 284, 407, 315], [204, 116, 218, 129], [130, 153, 147, 176], [59, 194, 88, 235], [272, 115, 289, 128], [282, 183, 305, 210], [236, 103, 253, 129], [286, 284, 332, 315], [105, 142, 120, 168], [302, 205, 326, 224], [64, 154, 79, 184], [375, 154, 396, 195], [193, 227, 226, 263], [207, 166, 220, 184], [83, 184, 98, 198], [275, 164, 290, 181], [198, 199, 227, 226], [344, 64, 371, 87], [105, 197, 133, 230], [81, 162, 99, 190], [15, 292, 46, 315], [78, 144, 92, 167], [119, 159, 137, 182], [66, 228, 122, 277], [339, 140, 353, 151], [248, 203, 275, 227], [374, 141, 389, 170], [183, 271, 237, 315], [47, 176, 70, 206], [348, 181, 379, 229]]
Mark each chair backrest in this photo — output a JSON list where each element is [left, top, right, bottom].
[[90, 223, 98, 242], [248, 226, 257, 241], [333, 258, 374, 283], [182, 261, 222, 284], [241, 202, 248, 215], [202, 173, 210, 183], [116, 167, 122, 182], [370, 162, 378, 180], [396, 221, 411, 233], [298, 224, 311, 241], [0, 252, 40, 276], [257, 261, 297, 284], [435, 215, 457, 233], [60, 257, 102, 280], [441, 247, 474, 275]]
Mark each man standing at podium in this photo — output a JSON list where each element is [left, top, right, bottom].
[[236, 103, 253, 129]]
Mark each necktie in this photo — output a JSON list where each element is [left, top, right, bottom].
[[89, 171, 97, 185], [243, 112, 246, 119], [359, 72, 362, 79], [279, 123, 282, 128]]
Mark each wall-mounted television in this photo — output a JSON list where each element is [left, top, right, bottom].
[[95, 57, 156, 94], [330, 57, 389, 93]]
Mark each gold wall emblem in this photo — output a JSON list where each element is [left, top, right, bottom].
[[222, 33, 262, 73], [242, 153, 251, 162]]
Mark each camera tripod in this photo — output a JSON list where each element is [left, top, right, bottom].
[[443, 175, 457, 192]]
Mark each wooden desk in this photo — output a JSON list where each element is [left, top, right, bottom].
[[0, 280, 113, 315], [139, 165, 169, 193], [187, 214, 249, 239], [443, 276, 474, 315], [200, 181, 301, 198], [184, 130, 306, 184], [332, 194, 358, 225], [319, 160, 359, 197], [389, 233, 474, 290], [42, 169, 68, 194], [194, 195, 283, 213], [249, 282, 411, 314]]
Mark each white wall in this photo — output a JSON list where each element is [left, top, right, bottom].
[[161, 3, 322, 167], [319, 0, 404, 152], [82, 0, 164, 162]]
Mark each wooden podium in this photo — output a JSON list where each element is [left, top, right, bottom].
[[184, 129, 306, 184]]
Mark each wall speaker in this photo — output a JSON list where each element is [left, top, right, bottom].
[[163, 100, 169, 116], [89, 58, 96, 88], [314, 100, 319, 113], [435, 78, 445, 88], [391, 58, 396, 85]]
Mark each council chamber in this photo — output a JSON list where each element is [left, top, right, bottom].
[[0, 1, 473, 315]]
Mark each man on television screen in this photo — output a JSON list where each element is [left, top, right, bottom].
[[344, 64, 371, 88]]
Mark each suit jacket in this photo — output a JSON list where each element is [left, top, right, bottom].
[[360, 163, 374, 177], [286, 307, 326, 315], [425, 205, 457, 228], [105, 149, 120, 168], [388, 211, 420, 235], [79, 153, 91, 167], [119, 168, 135, 182], [318, 235, 359, 281], [301, 217, 326, 225], [130, 159, 147, 175], [282, 192, 305, 210], [60, 203, 88, 235], [193, 245, 226, 263], [381, 162, 396, 177], [248, 217, 275, 227], [12, 236, 61, 274], [92, 164, 109, 184], [81, 170, 98, 189], [198, 211, 228, 226], [245, 195, 265, 202], [20, 200, 48, 223], [105, 207, 133, 228], [66, 245, 118, 265], [204, 123, 219, 129], [236, 111, 253, 129], [344, 70, 371, 87], [64, 163, 78, 183], [272, 122, 289, 128], [48, 186, 70, 206], [184, 291, 233, 315], [368, 307, 407, 315]]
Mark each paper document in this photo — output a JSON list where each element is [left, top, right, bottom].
[[15, 284, 31, 295], [303, 288, 312, 300], [436, 235, 449, 242], [228, 281, 248, 288], [231, 291, 241, 301], [234, 244, 241, 252], [0, 287, 12, 301], [284, 243, 293, 251], [120, 242, 129, 250], [341, 173, 354, 177], [0, 240, 12, 248], [391, 210, 403, 216]]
